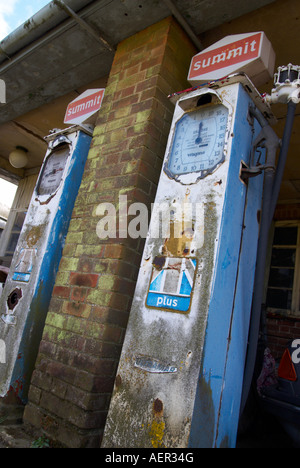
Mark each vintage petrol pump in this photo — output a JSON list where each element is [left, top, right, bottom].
[[0, 88, 104, 404], [0, 125, 92, 403], [102, 32, 279, 448]]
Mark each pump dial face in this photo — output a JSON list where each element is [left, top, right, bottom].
[[166, 104, 229, 180], [37, 146, 70, 196]]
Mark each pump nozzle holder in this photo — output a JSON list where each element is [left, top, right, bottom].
[[263, 64, 300, 105]]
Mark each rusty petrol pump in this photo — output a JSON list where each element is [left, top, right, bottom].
[[0, 89, 104, 404], [102, 33, 281, 448]]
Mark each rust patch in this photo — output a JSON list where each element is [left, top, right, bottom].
[[153, 256, 166, 271], [162, 223, 195, 257], [150, 399, 165, 448], [35, 192, 57, 205], [26, 225, 44, 247], [153, 398, 163, 417], [7, 288, 22, 311]]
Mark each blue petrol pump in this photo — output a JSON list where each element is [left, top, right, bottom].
[[102, 74, 277, 449], [0, 125, 93, 403], [101, 32, 284, 448]]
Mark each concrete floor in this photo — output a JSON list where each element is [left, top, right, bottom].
[[0, 424, 34, 448], [0, 412, 294, 449]]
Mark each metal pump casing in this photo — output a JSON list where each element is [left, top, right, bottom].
[[102, 75, 276, 448], [0, 125, 92, 402]]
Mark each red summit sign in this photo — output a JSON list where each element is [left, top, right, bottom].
[[64, 88, 105, 125], [188, 32, 275, 87]]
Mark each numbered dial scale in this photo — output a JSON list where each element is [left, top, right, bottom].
[[165, 103, 229, 181], [37, 142, 71, 196]]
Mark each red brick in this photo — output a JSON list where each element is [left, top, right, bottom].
[[39, 340, 57, 359], [93, 376, 115, 393], [69, 273, 99, 288], [111, 94, 139, 111], [135, 76, 158, 93], [77, 257, 96, 273], [46, 361, 76, 385], [72, 354, 115, 376], [103, 325, 122, 344], [113, 278, 136, 296], [53, 286, 70, 299], [48, 297, 63, 313], [109, 293, 130, 312], [103, 244, 124, 259], [90, 306, 129, 328], [64, 302, 91, 318], [120, 85, 136, 98], [71, 287, 88, 303]]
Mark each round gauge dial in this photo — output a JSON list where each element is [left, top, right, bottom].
[[37, 146, 70, 196], [166, 104, 229, 180]]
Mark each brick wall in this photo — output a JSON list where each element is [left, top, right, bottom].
[[274, 203, 300, 222], [266, 314, 300, 360], [23, 17, 196, 448]]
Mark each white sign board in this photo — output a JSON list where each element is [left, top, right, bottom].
[[188, 32, 275, 87], [64, 88, 105, 125]]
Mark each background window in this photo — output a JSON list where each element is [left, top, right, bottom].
[[266, 224, 300, 316]]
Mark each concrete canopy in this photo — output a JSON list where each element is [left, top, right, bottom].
[[0, 0, 276, 124], [0, 0, 278, 172]]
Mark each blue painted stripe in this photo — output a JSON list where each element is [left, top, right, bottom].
[[189, 84, 266, 448]]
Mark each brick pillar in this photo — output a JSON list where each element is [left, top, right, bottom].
[[23, 17, 196, 448]]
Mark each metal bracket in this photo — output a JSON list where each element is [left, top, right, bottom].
[[240, 162, 275, 182]]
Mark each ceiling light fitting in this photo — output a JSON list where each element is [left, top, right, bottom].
[[9, 146, 28, 168]]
